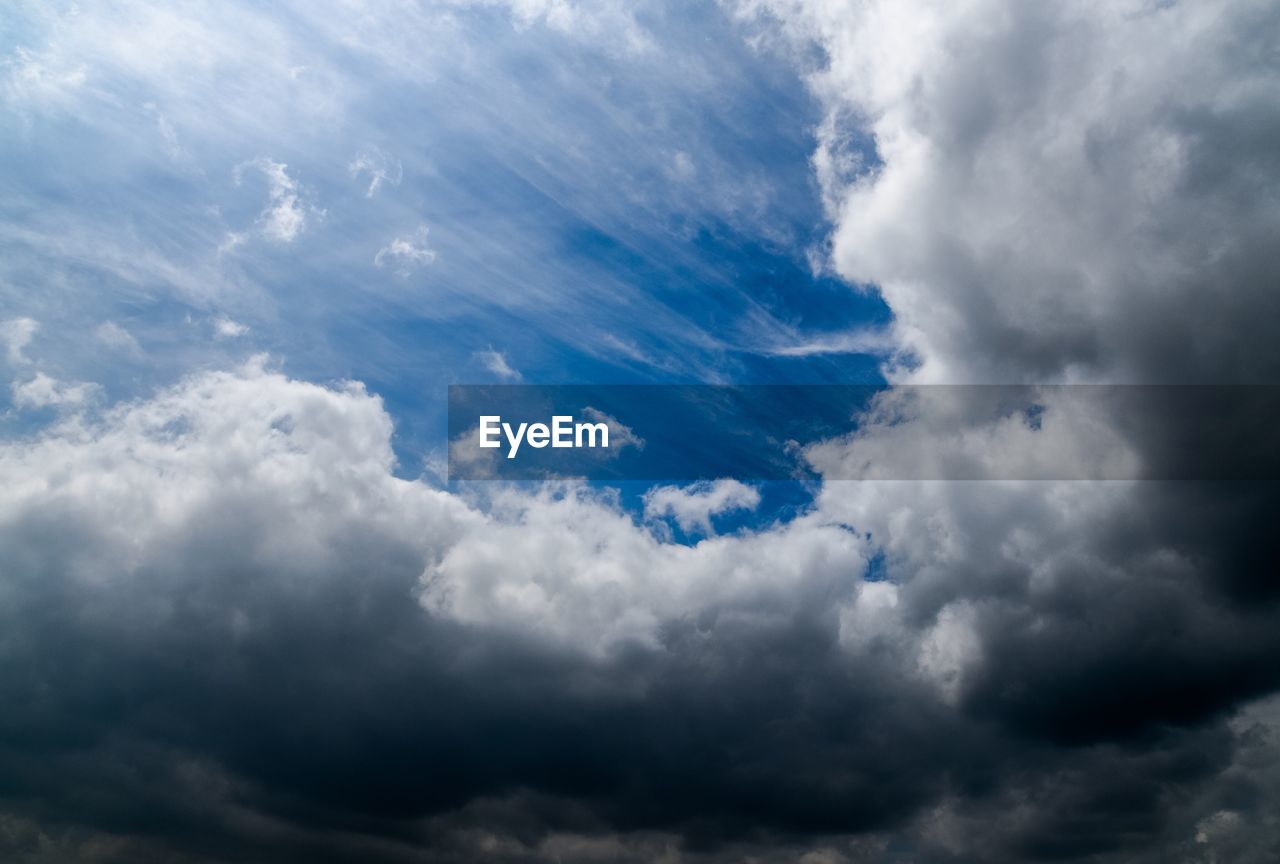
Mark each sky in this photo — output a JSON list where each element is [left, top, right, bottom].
[[2, 1, 1280, 862]]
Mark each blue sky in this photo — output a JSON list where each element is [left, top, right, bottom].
[[1, 0, 889, 475]]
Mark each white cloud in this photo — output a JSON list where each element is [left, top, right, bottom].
[[0, 358, 476, 590], [2, 3, 348, 134], [213, 317, 249, 339], [349, 147, 403, 198], [447, 426, 502, 479], [11, 371, 100, 410], [142, 101, 186, 161], [374, 225, 436, 276], [475, 349, 522, 381], [234, 158, 319, 244], [217, 231, 248, 256], [836, 579, 900, 653], [454, 0, 654, 54], [595, 334, 670, 371], [424, 481, 866, 655], [2, 45, 87, 108], [0, 317, 39, 365], [738, 0, 1280, 384], [763, 327, 896, 358], [916, 601, 983, 706], [0, 362, 864, 658], [579, 406, 644, 453], [643, 479, 761, 534], [802, 386, 1141, 481], [96, 321, 142, 355]]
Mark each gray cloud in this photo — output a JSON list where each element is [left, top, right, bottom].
[[0, 363, 1278, 863], [738, 0, 1280, 384]]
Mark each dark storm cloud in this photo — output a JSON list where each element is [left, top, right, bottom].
[[1, 363, 1279, 864], [0, 398, 948, 858]]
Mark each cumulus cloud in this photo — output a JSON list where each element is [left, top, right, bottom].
[[0, 363, 880, 859], [0, 360, 1278, 862], [425, 479, 861, 653], [738, 0, 1280, 384], [725, 2, 1280, 858], [643, 478, 761, 534], [212, 316, 249, 339], [374, 225, 436, 275], [11, 371, 100, 409], [802, 386, 1142, 481]]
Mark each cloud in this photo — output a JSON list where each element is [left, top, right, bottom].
[[95, 321, 142, 355], [349, 147, 403, 198], [762, 326, 896, 357], [0, 317, 38, 365], [11, 371, 100, 409], [738, 0, 1280, 384], [143, 101, 185, 161], [4, 1, 1280, 861], [801, 386, 1142, 481], [0, 362, 1278, 862], [643, 478, 761, 534], [233, 158, 319, 243], [579, 405, 644, 452], [1, 45, 87, 109], [475, 348, 522, 381], [426, 478, 864, 654], [0, 0, 833, 389], [373, 225, 436, 276], [0, 363, 878, 858], [212, 317, 249, 339], [669, 149, 696, 180], [458, 0, 655, 54]]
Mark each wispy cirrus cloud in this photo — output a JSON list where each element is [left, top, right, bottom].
[[373, 225, 436, 276], [475, 348, 521, 381], [0, 317, 39, 365], [349, 147, 403, 198], [95, 321, 143, 355]]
